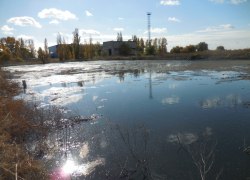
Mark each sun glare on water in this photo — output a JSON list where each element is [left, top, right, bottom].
[[63, 160, 76, 174]]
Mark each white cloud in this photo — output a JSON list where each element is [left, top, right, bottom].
[[86, 11, 93, 16], [93, 96, 98, 101], [196, 27, 220, 32], [160, 0, 180, 5], [49, 20, 60, 25], [79, 29, 101, 36], [231, 0, 246, 3], [138, 29, 141, 31], [1, 25, 15, 34], [168, 17, 181, 22], [209, 0, 225, 3], [169, 84, 178, 89], [197, 24, 234, 32], [119, 18, 124, 20], [53, 32, 63, 36], [7, 16, 42, 28], [144, 28, 167, 34], [38, 8, 78, 20], [220, 24, 234, 29], [209, 0, 246, 4], [17, 35, 35, 40], [166, 30, 250, 50], [56, 94, 83, 106], [114, 28, 124, 31], [168, 132, 198, 145]]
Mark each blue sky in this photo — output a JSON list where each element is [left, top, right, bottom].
[[0, 0, 249, 51]]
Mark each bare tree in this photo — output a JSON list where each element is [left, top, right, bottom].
[[117, 32, 123, 41], [73, 28, 81, 59], [26, 39, 36, 58], [104, 122, 170, 180], [57, 33, 63, 61], [187, 137, 223, 180]]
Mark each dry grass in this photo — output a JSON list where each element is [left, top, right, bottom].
[[161, 49, 250, 60], [0, 68, 50, 179]]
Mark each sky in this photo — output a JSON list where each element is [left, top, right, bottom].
[[0, 0, 250, 51]]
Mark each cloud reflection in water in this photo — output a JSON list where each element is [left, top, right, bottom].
[[162, 95, 180, 105]]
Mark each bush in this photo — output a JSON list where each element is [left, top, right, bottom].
[[216, 46, 225, 51], [145, 45, 156, 55], [119, 43, 132, 56], [101, 49, 107, 57]]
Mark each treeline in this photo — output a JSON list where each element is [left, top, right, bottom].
[[127, 34, 168, 56], [56, 28, 103, 61], [0, 37, 36, 62], [169, 42, 230, 53], [170, 42, 208, 53]]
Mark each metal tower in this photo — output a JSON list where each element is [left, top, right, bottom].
[[147, 12, 151, 46]]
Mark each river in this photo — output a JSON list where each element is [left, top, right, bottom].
[[4, 60, 250, 180]]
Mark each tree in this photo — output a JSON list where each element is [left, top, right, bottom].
[[119, 43, 132, 56], [79, 44, 85, 59], [56, 33, 63, 61], [94, 42, 101, 58], [170, 46, 183, 53], [44, 38, 48, 55], [5, 37, 16, 56], [38, 38, 50, 64], [38, 47, 45, 64], [43, 38, 50, 63], [197, 42, 208, 52], [139, 38, 145, 53], [0, 42, 12, 62], [62, 37, 70, 60], [132, 35, 138, 42], [216, 46, 225, 51], [182, 45, 196, 53], [84, 36, 94, 59], [153, 38, 158, 52], [73, 28, 81, 59], [145, 45, 156, 55], [0, 37, 25, 61], [117, 32, 123, 41], [19, 38, 29, 60], [26, 39, 36, 58], [157, 37, 167, 54], [101, 49, 107, 57], [67, 45, 73, 60]]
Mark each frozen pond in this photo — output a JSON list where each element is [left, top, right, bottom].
[[4, 60, 250, 179]]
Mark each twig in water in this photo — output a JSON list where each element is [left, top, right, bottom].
[[176, 135, 188, 153]]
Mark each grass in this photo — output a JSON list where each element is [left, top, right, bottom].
[[0, 68, 51, 179]]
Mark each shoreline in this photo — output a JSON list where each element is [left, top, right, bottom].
[[1, 55, 250, 67]]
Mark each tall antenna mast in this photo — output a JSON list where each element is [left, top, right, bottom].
[[147, 12, 151, 46]]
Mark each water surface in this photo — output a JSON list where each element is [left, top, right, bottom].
[[5, 60, 250, 180]]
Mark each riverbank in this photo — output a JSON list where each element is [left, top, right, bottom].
[[0, 68, 52, 179], [1, 49, 250, 67]]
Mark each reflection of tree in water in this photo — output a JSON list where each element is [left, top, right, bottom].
[[149, 70, 153, 99], [61, 82, 66, 87], [187, 135, 223, 180], [77, 81, 84, 87], [92, 75, 95, 84], [105, 69, 143, 83], [118, 71, 125, 83], [103, 122, 224, 180]]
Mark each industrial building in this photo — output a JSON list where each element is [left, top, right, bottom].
[[48, 45, 58, 58], [102, 41, 136, 56]]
